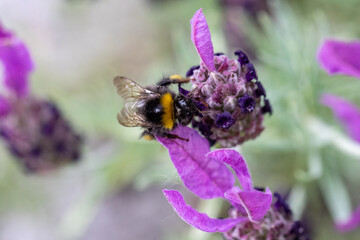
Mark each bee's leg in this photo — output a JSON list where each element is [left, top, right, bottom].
[[140, 130, 155, 141], [157, 75, 190, 87], [163, 133, 189, 142]]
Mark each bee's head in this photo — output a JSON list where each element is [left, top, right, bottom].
[[174, 95, 198, 126]]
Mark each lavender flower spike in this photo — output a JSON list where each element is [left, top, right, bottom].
[[0, 21, 83, 173], [160, 128, 308, 238], [188, 9, 271, 147], [318, 39, 360, 79], [159, 127, 275, 234]]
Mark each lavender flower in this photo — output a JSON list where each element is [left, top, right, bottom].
[[0, 22, 82, 173], [157, 126, 308, 239], [318, 39, 360, 232], [187, 9, 271, 147], [224, 192, 309, 240], [157, 126, 272, 232]]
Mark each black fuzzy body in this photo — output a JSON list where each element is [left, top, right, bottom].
[[142, 97, 164, 126]]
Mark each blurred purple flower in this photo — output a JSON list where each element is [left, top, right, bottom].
[[317, 39, 360, 79], [0, 22, 82, 173], [321, 94, 360, 142], [188, 9, 271, 147], [157, 126, 272, 232], [0, 22, 33, 97], [318, 39, 360, 232]]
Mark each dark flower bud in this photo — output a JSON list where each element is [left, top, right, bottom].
[[255, 81, 266, 97], [215, 112, 235, 129], [178, 84, 190, 96], [234, 49, 250, 66], [238, 94, 255, 113], [186, 65, 200, 77], [0, 97, 83, 173], [262, 99, 273, 115], [245, 63, 258, 82]]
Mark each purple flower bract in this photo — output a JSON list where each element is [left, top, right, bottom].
[[158, 126, 272, 233], [187, 9, 271, 147]]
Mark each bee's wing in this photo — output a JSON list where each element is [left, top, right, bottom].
[[113, 76, 159, 127]]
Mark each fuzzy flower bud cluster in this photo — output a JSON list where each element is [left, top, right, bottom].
[[189, 51, 271, 147]]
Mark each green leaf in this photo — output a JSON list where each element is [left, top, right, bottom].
[[319, 162, 352, 222]]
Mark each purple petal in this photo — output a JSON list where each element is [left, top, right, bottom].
[[206, 149, 252, 191], [336, 205, 360, 232], [163, 189, 246, 232], [224, 186, 272, 222], [190, 9, 216, 72], [317, 39, 360, 79], [156, 126, 235, 199], [0, 95, 11, 117], [321, 94, 360, 142], [0, 24, 33, 96]]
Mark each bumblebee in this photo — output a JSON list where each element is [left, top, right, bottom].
[[113, 75, 199, 140]]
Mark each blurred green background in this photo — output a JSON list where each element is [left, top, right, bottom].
[[1, 0, 360, 239]]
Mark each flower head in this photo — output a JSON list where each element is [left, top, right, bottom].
[[187, 9, 271, 147], [157, 126, 308, 239], [0, 22, 83, 173], [157, 126, 273, 232]]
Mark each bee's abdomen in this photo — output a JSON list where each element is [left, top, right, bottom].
[[144, 98, 163, 125]]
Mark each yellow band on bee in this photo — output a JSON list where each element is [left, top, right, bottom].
[[170, 75, 182, 80], [160, 93, 174, 130]]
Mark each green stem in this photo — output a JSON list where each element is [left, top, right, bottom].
[[306, 117, 360, 159]]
